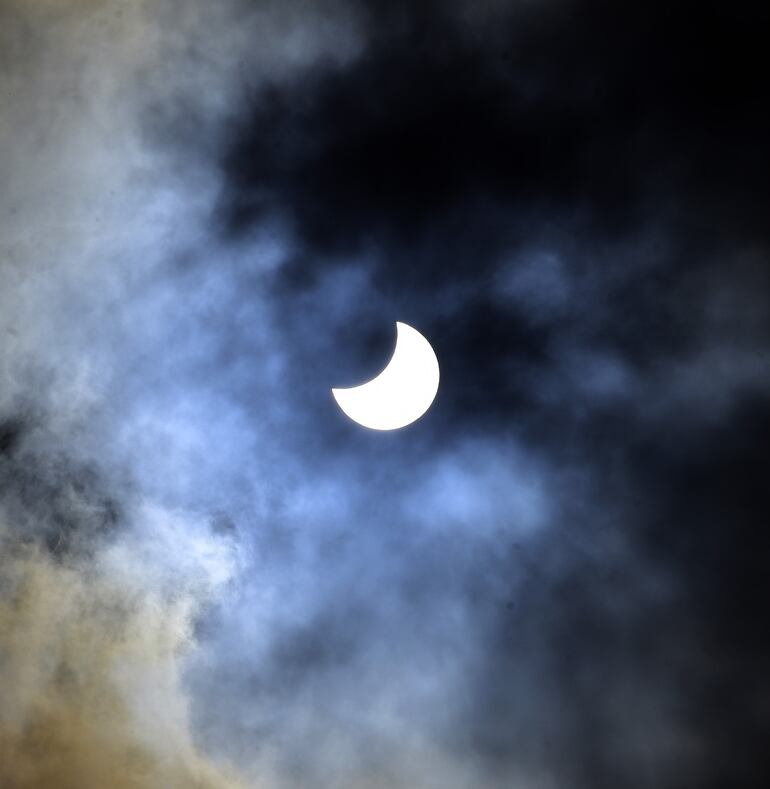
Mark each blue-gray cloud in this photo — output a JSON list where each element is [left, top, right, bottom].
[[2, 2, 769, 788]]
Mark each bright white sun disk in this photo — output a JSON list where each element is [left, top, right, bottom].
[[331, 322, 440, 430]]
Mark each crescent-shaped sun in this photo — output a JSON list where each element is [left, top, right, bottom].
[[331, 322, 440, 431]]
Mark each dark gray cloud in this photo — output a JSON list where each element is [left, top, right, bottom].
[[215, 0, 769, 431]]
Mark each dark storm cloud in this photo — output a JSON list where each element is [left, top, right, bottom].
[[221, 0, 769, 254], [217, 0, 769, 428], [192, 2, 770, 787]]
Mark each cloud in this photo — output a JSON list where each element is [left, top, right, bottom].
[[2, 1, 769, 787], [0, 419, 243, 789]]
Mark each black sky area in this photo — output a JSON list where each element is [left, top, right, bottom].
[[218, 0, 769, 422], [211, 2, 770, 786]]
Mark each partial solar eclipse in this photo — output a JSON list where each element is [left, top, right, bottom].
[[332, 322, 440, 430]]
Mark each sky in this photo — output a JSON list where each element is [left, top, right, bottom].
[[1, 1, 769, 787]]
